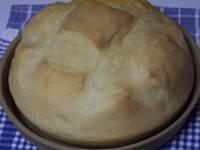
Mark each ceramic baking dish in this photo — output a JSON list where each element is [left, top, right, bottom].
[[0, 32, 200, 150]]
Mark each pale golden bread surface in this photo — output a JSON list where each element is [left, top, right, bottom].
[[9, 0, 194, 146]]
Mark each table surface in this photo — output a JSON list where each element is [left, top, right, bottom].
[[0, 0, 200, 38]]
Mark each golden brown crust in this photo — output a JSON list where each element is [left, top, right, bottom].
[[9, 0, 194, 146]]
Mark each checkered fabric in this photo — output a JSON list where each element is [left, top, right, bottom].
[[0, 3, 200, 150]]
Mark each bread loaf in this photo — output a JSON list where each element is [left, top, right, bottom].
[[9, 0, 194, 146]]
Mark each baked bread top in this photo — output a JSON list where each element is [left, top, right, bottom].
[[9, 0, 194, 146]]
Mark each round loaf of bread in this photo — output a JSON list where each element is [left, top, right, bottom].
[[9, 0, 194, 146]]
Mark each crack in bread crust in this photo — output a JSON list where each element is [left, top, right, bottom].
[[61, 0, 135, 49]]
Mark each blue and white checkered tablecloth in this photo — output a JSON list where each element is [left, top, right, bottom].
[[0, 3, 200, 150]]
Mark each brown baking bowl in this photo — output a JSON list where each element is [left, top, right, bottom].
[[0, 32, 200, 150]]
